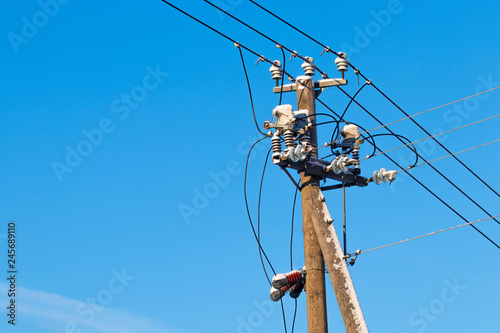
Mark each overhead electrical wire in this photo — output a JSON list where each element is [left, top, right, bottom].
[[369, 82, 500, 198], [258, 148, 273, 283], [313, 97, 499, 248], [248, 0, 500, 199], [326, 90, 500, 245], [368, 136, 500, 249], [361, 85, 500, 136], [397, 138, 500, 175], [158, 0, 296, 80], [204, 0, 330, 78], [243, 136, 276, 284], [162, 0, 500, 286], [361, 113, 500, 161], [238, 47, 267, 136], [248, 0, 340, 57], [158, 4, 500, 333], [335, 86, 500, 228]]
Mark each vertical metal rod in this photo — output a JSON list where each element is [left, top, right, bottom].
[[343, 182, 347, 256]]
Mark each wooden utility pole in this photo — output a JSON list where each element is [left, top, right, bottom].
[[297, 74, 369, 333], [297, 75, 329, 333], [306, 185, 369, 333]]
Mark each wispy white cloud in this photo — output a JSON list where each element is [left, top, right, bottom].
[[0, 283, 192, 333]]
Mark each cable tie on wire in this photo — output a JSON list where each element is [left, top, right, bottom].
[[255, 56, 266, 65], [320, 46, 330, 56]]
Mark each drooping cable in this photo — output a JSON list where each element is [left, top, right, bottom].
[[368, 133, 419, 167], [314, 98, 378, 154], [258, 148, 274, 283], [244, 137, 276, 284], [397, 139, 500, 176], [342, 177, 347, 257], [280, 299, 288, 333], [238, 47, 267, 136], [279, 47, 286, 105], [332, 82, 368, 142], [290, 186, 298, 333]]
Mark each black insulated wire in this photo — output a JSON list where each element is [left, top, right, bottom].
[[316, 97, 499, 248], [248, 0, 340, 57], [159, 0, 295, 80], [243, 137, 276, 285], [258, 148, 273, 283], [369, 133, 419, 167], [369, 82, 500, 199], [238, 47, 267, 136], [248, 0, 500, 201], [332, 82, 369, 142], [205, 0, 330, 78], [336, 85, 500, 227]]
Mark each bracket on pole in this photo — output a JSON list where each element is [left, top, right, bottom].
[[273, 78, 348, 94]]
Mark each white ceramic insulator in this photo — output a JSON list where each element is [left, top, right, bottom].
[[301, 57, 316, 76], [335, 53, 349, 73], [270, 60, 283, 81]]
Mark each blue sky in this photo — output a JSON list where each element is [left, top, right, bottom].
[[1, 1, 500, 332]]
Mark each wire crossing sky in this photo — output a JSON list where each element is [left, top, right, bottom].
[[1, 1, 500, 333]]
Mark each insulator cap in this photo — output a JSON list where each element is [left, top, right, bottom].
[[269, 60, 283, 80], [301, 57, 316, 76], [335, 52, 349, 73]]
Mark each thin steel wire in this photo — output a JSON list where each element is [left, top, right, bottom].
[[359, 214, 500, 255], [361, 113, 500, 161], [397, 139, 500, 173]]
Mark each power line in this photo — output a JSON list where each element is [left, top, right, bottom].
[[369, 82, 500, 198], [362, 85, 500, 135], [238, 47, 267, 136], [397, 138, 500, 174], [159, 0, 296, 80], [204, 0, 330, 78], [248, 1, 338, 56], [316, 98, 500, 249], [362, 113, 500, 161], [335, 86, 500, 230], [247, 0, 500, 199], [358, 214, 500, 255]]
